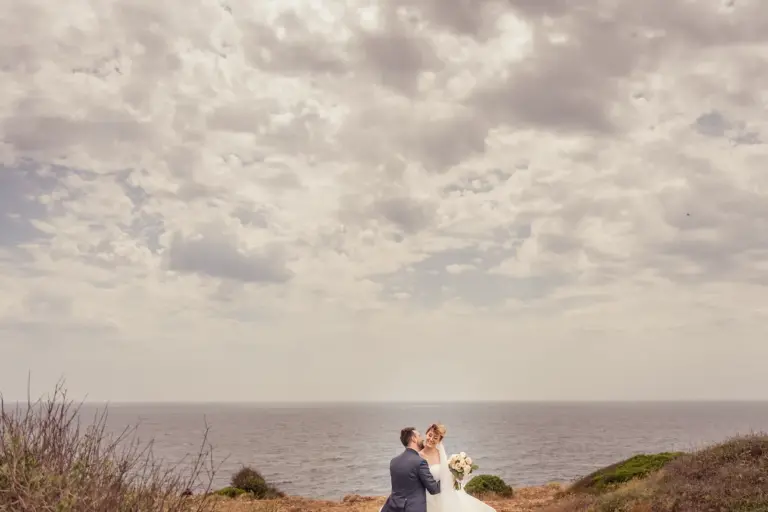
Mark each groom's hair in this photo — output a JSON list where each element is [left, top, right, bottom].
[[400, 427, 416, 447]]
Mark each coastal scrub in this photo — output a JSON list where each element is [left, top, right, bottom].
[[0, 383, 216, 511], [464, 474, 514, 498], [212, 466, 284, 500], [549, 434, 768, 512], [569, 451, 683, 493]]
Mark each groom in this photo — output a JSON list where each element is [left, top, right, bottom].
[[380, 427, 441, 512]]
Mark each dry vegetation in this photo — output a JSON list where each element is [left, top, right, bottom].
[[544, 434, 768, 512], [0, 383, 217, 511], [204, 484, 563, 512]]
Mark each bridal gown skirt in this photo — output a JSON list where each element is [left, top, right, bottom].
[[380, 456, 496, 512], [424, 461, 496, 512], [426, 489, 496, 512]]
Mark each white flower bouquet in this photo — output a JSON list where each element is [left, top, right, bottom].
[[447, 452, 479, 490]]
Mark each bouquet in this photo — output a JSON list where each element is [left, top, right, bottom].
[[447, 452, 479, 491]]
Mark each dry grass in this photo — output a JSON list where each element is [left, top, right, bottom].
[[650, 433, 768, 511], [0, 382, 218, 511], [544, 434, 768, 512]]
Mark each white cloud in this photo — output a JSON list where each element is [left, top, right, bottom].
[[2, 0, 768, 401], [446, 264, 474, 275]]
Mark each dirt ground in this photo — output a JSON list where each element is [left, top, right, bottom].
[[207, 485, 563, 512]]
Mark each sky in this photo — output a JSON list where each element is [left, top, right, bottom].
[[1, 0, 768, 402]]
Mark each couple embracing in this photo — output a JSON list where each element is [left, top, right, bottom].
[[380, 424, 495, 512]]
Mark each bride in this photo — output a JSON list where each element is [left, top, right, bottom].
[[419, 424, 496, 512]]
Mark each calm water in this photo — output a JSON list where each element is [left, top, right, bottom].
[[81, 402, 768, 499]]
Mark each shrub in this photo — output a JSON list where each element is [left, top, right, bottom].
[[546, 435, 768, 511], [464, 474, 514, 498], [231, 466, 265, 493], [214, 486, 246, 498], [650, 434, 768, 511], [0, 382, 216, 511], [230, 466, 284, 499], [570, 452, 683, 493]]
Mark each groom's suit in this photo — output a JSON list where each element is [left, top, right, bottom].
[[380, 448, 441, 512]]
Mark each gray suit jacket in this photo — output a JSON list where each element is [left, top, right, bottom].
[[380, 448, 441, 512]]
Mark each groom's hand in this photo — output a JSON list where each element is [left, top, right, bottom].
[[417, 459, 441, 495]]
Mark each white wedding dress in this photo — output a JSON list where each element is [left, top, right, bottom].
[[426, 443, 496, 512]]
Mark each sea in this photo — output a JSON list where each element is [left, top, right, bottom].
[[79, 401, 768, 500]]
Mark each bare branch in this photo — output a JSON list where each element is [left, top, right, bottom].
[[0, 381, 217, 511]]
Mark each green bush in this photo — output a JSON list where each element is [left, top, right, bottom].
[[230, 466, 284, 499], [464, 474, 514, 497], [214, 486, 247, 498], [570, 452, 684, 494], [231, 466, 265, 493]]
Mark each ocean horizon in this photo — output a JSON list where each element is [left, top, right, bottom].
[[55, 399, 768, 408], [84, 399, 768, 404], [64, 401, 768, 500]]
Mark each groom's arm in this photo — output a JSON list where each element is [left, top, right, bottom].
[[417, 460, 441, 495]]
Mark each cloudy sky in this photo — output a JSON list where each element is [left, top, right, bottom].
[[1, 0, 767, 402]]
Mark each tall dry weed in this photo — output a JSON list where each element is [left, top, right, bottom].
[[0, 382, 218, 511]]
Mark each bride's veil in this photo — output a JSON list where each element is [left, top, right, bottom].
[[437, 442, 462, 512]]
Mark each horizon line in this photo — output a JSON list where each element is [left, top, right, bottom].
[[7, 398, 768, 405]]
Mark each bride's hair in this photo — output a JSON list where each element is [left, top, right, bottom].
[[426, 423, 447, 441]]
